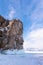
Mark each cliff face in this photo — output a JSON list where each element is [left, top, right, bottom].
[[0, 16, 23, 50]]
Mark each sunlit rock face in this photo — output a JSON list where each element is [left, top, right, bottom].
[[0, 16, 23, 50]]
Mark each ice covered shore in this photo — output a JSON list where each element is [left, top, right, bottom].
[[0, 50, 43, 65]]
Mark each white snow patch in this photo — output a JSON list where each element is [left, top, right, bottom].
[[1, 49, 25, 55]]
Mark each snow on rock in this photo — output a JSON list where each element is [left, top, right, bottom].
[[1, 49, 25, 55]]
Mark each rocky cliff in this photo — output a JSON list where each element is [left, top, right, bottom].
[[0, 16, 23, 50]]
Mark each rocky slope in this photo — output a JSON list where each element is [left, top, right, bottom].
[[0, 16, 23, 50]]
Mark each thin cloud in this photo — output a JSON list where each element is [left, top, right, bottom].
[[8, 7, 16, 19], [24, 0, 43, 50], [30, 0, 43, 23]]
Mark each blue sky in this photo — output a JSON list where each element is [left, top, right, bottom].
[[0, 0, 43, 50], [0, 0, 32, 36]]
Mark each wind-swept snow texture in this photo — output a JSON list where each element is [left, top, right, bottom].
[[0, 50, 43, 65]]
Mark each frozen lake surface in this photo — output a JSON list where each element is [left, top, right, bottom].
[[0, 52, 43, 65]]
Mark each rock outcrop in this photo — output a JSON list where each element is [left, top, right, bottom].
[[0, 16, 23, 50]]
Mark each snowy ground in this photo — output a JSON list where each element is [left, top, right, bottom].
[[0, 50, 43, 65]]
